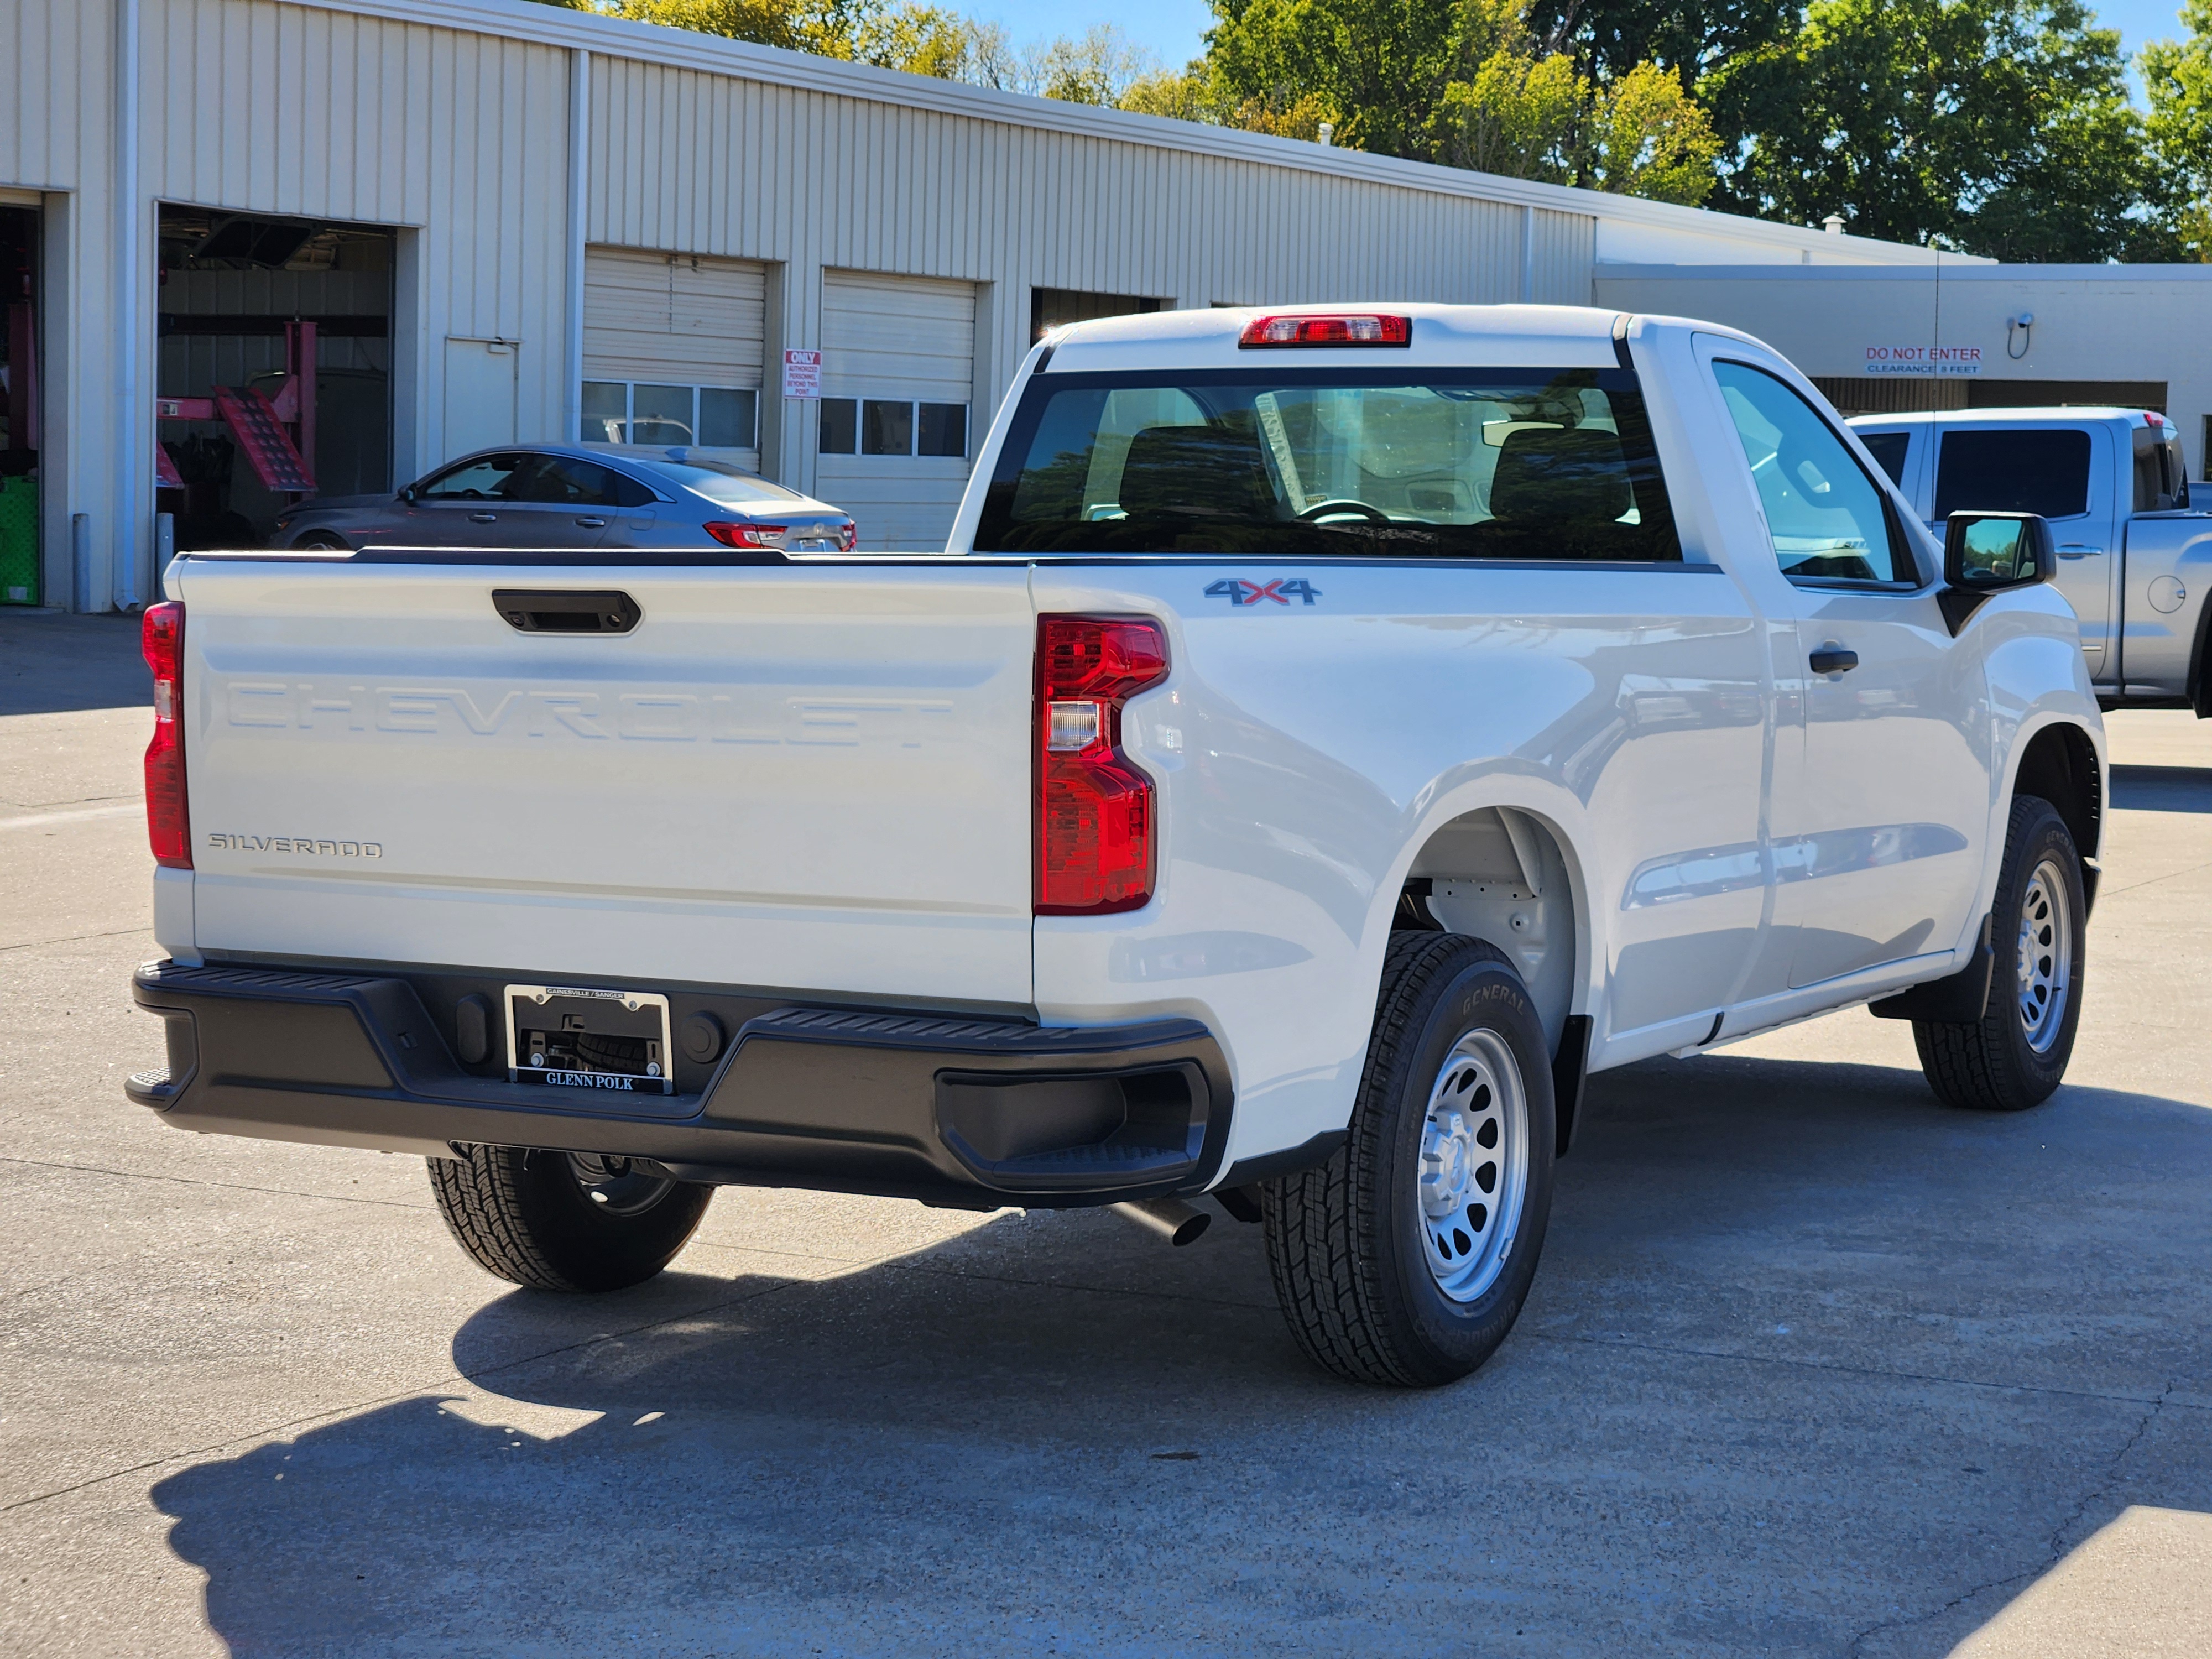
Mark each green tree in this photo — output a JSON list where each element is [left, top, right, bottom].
[[1204, 0, 1466, 158], [1202, 0, 1719, 201], [1706, 0, 2150, 259], [1523, 0, 1794, 89], [582, 0, 971, 73], [2142, 0, 2212, 257]]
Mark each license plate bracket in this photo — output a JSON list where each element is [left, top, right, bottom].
[[504, 984, 675, 1095]]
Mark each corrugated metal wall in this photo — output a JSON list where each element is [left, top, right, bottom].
[[139, 0, 572, 472], [589, 57, 1593, 539], [0, 0, 106, 190], [587, 62, 1579, 311], [2, 0, 1613, 591]]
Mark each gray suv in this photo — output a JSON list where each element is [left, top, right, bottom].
[[273, 444, 856, 554]]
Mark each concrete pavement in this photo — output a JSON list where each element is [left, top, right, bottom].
[[2, 607, 2208, 1657]]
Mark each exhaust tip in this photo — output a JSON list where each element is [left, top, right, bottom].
[[1110, 1197, 1211, 1247]]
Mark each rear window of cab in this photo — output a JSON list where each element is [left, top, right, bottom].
[[972, 367, 1683, 561]]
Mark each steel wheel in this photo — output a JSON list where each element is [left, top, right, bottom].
[[2015, 855, 2073, 1054], [1415, 1029, 1530, 1304], [565, 1152, 678, 1217]]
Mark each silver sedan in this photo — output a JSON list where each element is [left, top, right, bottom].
[[270, 444, 857, 554]]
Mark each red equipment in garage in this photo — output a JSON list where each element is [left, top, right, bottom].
[[155, 319, 317, 493]]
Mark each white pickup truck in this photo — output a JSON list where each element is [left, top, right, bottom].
[[129, 305, 2105, 1388], [1849, 406, 2212, 713]]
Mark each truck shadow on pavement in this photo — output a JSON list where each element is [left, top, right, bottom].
[[150, 1051, 2212, 1658]]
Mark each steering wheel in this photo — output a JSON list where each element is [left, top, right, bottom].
[[1297, 499, 1390, 523]]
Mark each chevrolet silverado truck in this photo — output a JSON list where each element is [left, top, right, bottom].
[[1850, 406, 2212, 714], [127, 305, 2106, 1387]]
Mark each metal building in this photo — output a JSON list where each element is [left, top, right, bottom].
[[1597, 262, 2212, 481], [0, 0, 1946, 609]]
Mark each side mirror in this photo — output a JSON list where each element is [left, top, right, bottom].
[[1944, 511, 2054, 588], [1939, 512, 2055, 633]]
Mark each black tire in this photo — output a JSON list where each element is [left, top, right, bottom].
[[426, 1145, 712, 1291], [1913, 794, 2085, 1112], [290, 531, 350, 551], [1263, 933, 1556, 1387]]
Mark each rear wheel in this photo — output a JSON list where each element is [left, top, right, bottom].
[[1912, 794, 2085, 1112], [1263, 933, 1556, 1386], [290, 531, 350, 551], [426, 1145, 712, 1291]]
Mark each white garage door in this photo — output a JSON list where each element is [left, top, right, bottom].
[[817, 270, 976, 551], [583, 247, 766, 467]]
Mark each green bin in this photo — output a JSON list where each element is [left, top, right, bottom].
[[0, 474, 38, 606]]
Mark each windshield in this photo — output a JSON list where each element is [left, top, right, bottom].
[[642, 457, 807, 506], [972, 367, 1680, 560]]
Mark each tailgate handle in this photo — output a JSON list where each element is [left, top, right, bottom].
[[492, 589, 641, 634]]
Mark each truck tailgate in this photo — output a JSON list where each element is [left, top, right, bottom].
[[171, 557, 1036, 1007]]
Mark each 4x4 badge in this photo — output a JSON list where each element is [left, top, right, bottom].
[[1205, 578, 1322, 607]]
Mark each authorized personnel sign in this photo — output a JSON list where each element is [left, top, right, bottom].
[[782, 348, 823, 399], [1865, 344, 1983, 377]]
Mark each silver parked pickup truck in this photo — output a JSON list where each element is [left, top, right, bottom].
[[1849, 408, 2212, 713]]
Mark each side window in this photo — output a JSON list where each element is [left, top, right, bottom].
[[1932, 429, 2090, 521], [607, 469, 656, 509], [2133, 436, 2163, 514], [508, 456, 624, 507], [418, 453, 526, 500], [1858, 430, 1911, 487], [1714, 361, 1912, 584]]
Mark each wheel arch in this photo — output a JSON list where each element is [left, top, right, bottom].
[[1396, 802, 1589, 1062], [2005, 718, 2104, 907], [2188, 575, 2212, 717]]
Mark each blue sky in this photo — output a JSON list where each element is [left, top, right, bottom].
[[976, 0, 2199, 101], [969, 0, 1212, 69]]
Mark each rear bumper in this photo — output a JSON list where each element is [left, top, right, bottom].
[[129, 959, 1233, 1209]]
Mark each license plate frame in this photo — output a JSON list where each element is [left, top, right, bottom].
[[504, 983, 675, 1096]]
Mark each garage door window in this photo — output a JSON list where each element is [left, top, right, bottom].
[[863, 399, 912, 456], [820, 398, 969, 458], [919, 403, 967, 457], [582, 380, 758, 450]]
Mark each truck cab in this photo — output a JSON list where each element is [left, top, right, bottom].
[[1849, 408, 2210, 708]]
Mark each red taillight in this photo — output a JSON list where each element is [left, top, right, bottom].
[[703, 521, 786, 549], [1238, 312, 1411, 348], [838, 521, 858, 552], [142, 601, 191, 869], [1035, 615, 1169, 916]]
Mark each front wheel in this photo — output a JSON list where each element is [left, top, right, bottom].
[[1264, 933, 1556, 1387], [427, 1145, 712, 1291], [1912, 794, 2086, 1112]]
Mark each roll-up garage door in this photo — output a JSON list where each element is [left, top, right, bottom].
[[817, 271, 976, 551], [582, 247, 766, 468]]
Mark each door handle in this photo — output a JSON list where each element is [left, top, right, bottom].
[[468, 512, 499, 523], [574, 517, 608, 528], [1808, 645, 1859, 675], [2056, 544, 2098, 559]]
